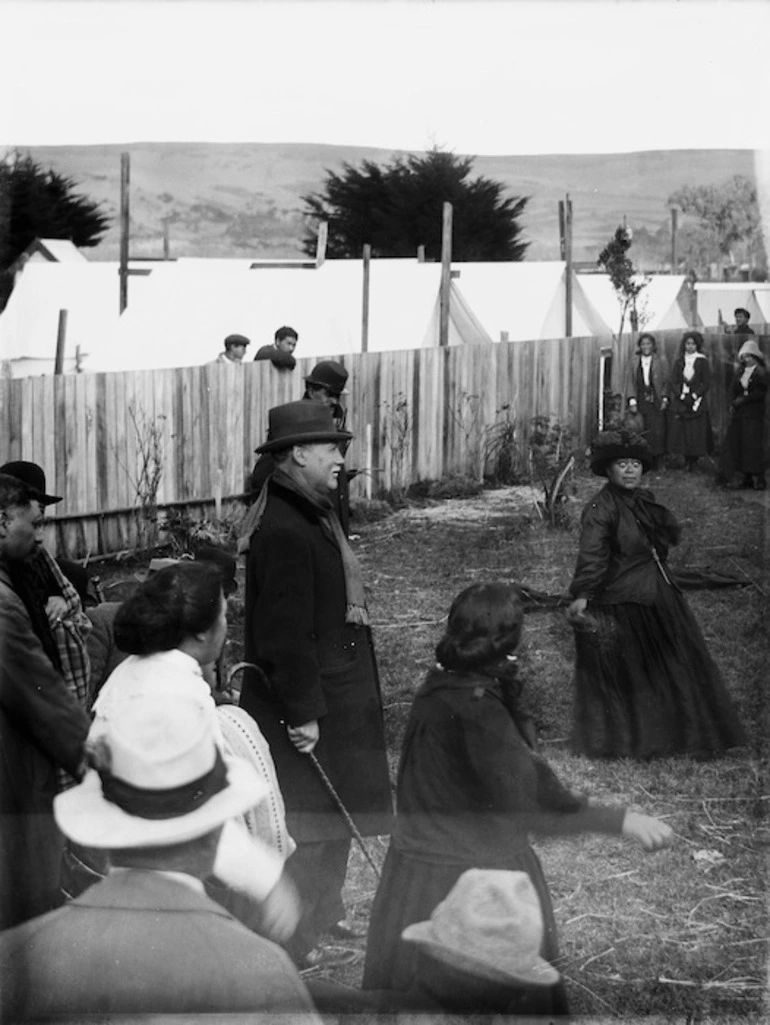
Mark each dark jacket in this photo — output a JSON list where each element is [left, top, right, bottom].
[[569, 484, 678, 606], [253, 344, 297, 371], [726, 364, 768, 474], [669, 352, 711, 417], [625, 352, 669, 405], [393, 669, 624, 867], [0, 870, 320, 1019], [240, 481, 392, 841], [729, 364, 768, 422], [0, 563, 90, 929]]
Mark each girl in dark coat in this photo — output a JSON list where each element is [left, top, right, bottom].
[[667, 331, 713, 470], [625, 332, 669, 465], [723, 339, 768, 491], [567, 431, 746, 760], [363, 582, 672, 1016]]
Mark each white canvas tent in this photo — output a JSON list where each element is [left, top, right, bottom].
[[443, 261, 608, 342], [576, 273, 694, 337], [0, 261, 153, 377], [694, 283, 770, 331]]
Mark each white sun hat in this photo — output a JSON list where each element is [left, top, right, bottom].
[[55, 690, 267, 849]]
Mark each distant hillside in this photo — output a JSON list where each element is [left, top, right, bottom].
[[17, 143, 756, 266]]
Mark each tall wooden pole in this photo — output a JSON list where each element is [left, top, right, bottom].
[[558, 200, 566, 260], [119, 152, 130, 313], [316, 221, 328, 266], [670, 206, 678, 274], [54, 309, 68, 374], [439, 202, 453, 348], [361, 243, 371, 353], [163, 219, 170, 260], [564, 194, 573, 337]]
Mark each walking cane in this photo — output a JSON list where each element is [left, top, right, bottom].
[[226, 662, 382, 881]]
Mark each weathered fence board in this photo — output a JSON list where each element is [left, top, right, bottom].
[[1, 334, 766, 558]]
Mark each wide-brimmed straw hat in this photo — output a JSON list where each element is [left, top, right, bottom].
[[589, 429, 653, 476], [55, 691, 266, 849], [738, 339, 765, 365], [0, 460, 62, 505], [401, 869, 559, 987], [304, 360, 349, 396], [256, 400, 352, 454]]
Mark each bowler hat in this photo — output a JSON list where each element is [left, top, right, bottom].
[[256, 400, 352, 454], [589, 429, 653, 476], [57, 690, 266, 849], [0, 460, 62, 505], [305, 360, 349, 396], [402, 869, 559, 987], [738, 339, 765, 365]]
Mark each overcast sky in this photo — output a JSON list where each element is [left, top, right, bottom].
[[2, 0, 769, 156]]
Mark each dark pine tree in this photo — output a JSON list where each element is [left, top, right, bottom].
[[0, 151, 110, 270], [302, 149, 529, 261]]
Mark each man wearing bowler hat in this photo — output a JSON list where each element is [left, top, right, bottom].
[[0, 690, 320, 1019], [239, 401, 392, 967]]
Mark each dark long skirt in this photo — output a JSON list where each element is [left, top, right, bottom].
[[726, 416, 766, 475], [362, 845, 569, 1016], [638, 398, 667, 457], [667, 409, 713, 458], [570, 577, 746, 760]]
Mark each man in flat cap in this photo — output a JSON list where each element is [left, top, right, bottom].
[[212, 333, 251, 364], [239, 401, 392, 968]]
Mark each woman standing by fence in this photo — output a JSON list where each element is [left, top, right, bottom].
[[667, 331, 713, 471], [720, 339, 768, 491], [625, 333, 669, 468]]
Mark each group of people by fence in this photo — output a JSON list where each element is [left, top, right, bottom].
[[0, 332, 759, 1019], [624, 325, 768, 490]]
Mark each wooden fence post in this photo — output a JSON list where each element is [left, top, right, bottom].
[[564, 194, 573, 338], [54, 309, 68, 375], [439, 202, 453, 348], [119, 152, 130, 313], [361, 244, 371, 353]]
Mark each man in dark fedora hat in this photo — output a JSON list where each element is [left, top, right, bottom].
[[247, 360, 356, 533], [239, 401, 392, 968]]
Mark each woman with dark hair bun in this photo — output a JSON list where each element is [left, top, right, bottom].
[[362, 582, 672, 1015], [667, 330, 713, 471], [625, 332, 669, 468]]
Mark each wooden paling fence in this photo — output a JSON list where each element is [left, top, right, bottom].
[[0, 332, 766, 558]]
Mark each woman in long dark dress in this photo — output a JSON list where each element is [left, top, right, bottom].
[[667, 330, 713, 470], [723, 339, 768, 491], [567, 431, 746, 760], [625, 332, 669, 467], [363, 582, 672, 1016]]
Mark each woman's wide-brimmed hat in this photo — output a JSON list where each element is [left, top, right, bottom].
[[56, 690, 266, 849], [0, 460, 62, 505], [402, 869, 559, 987], [304, 360, 349, 396], [589, 429, 653, 476], [738, 339, 765, 365], [256, 400, 352, 454]]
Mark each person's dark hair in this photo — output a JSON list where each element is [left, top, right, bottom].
[[436, 583, 524, 671], [0, 473, 34, 511], [734, 307, 750, 319], [114, 562, 223, 655], [274, 326, 298, 344], [636, 332, 657, 353], [680, 330, 704, 355]]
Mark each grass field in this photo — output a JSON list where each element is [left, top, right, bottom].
[[97, 465, 768, 1020]]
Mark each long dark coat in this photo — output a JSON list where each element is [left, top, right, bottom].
[[725, 364, 768, 474], [667, 353, 713, 457], [0, 563, 89, 929], [240, 481, 392, 842]]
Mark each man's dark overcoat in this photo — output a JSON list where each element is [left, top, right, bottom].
[[0, 563, 89, 929], [240, 480, 392, 842]]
